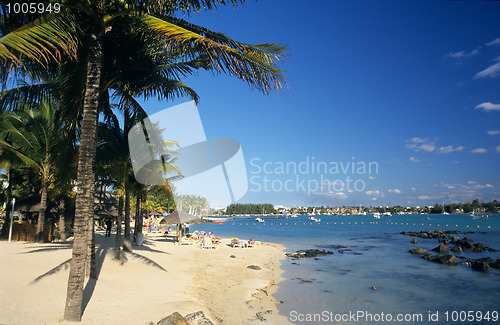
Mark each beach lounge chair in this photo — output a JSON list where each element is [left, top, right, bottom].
[[179, 236, 195, 246], [201, 236, 217, 249], [247, 240, 254, 248], [231, 238, 242, 248]]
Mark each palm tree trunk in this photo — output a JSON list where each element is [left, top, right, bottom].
[[1, 168, 13, 236], [134, 194, 140, 242], [123, 189, 132, 252], [64, 32, 103, 322], [35, 175, 48, 243], [58, 199, 66, 242], [86, 197, 96, 279], [115, 195, 123, 259]]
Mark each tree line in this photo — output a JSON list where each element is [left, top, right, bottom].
[[225, 203, 276, 215]]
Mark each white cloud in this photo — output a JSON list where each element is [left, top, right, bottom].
[[475, 102, 500, 111], [474, 62, 500, 79], [445, 48, 480, 59], [409, 156, 422, 163], [497, 146, 500, 153], [411, 187, 416, 192], [405, 137, 435, 152], [420, 144, 436, 152], [486, 37, 500, 46], [367, 176, 375, 180], [393, 189, 402, 194], [370, 197, 377, 201], [330, 191, 348, 199], [410, 137, 427, 143], [436, 145, 464, 154], [365, 190, 380, 196], [470, 148, 487, 154], [487, 130, 500, 135]]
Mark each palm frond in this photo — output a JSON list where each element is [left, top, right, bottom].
[[0, 14, 78, 69], [0, 83, 55, 112], [140, 14, 288, 94]]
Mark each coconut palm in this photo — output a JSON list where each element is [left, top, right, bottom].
[[0, 102, 66, 242]]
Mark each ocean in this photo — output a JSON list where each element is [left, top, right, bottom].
[[191, 214, 500, 324]]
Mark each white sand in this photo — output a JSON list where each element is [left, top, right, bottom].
[[0, 232, 291, 325]]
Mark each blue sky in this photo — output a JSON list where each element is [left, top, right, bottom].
[[138, 0, 500, 207]]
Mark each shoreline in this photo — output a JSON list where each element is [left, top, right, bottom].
[[0, 232, 291, 324]]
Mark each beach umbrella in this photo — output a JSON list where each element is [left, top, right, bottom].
[[160, 210, 202, 241]]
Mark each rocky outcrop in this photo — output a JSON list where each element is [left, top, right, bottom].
[[286, 249, 333, 258], [409, 247, 428, 255], [402, 229, 497, 272], [421, 254, 458, 265], [431, 244, 450, 254], [157, 312, 189, 325], [471, 261, 490, 272], [156, 311, 214, 325]]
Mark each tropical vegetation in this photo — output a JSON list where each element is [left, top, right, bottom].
[[0, 0, 287, 321]]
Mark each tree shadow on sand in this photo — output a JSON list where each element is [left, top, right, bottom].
[[28, 232, 171, 318], [30, 258, 72, 284], [21, 242, 73, 254]]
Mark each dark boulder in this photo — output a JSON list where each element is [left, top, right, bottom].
[[451, 246, 463, 254], [434, 254, 458, 265], [409, 247, 428, 255], [286, 249, 333, 259], [471, 261, 489, 272], [184, 311, 213, 325], [451, 236, 460, 243], [475, 242, 485, 251], [461, 241, 475, 252], [421, 254, 434, 261], [157, 312, 189, 325], [411, 238, 418, 244], [489, 259, 500, 269], [432, 244, 450, 254], [247, 265, 262, 270]]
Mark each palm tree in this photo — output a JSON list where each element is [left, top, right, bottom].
[[0, 102, 67, 242], [1, 1, 288, 321]]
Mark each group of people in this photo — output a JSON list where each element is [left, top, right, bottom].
[[190, 231, 217, 240]]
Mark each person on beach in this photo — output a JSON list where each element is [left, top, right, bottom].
[[105, 218, 112, 237]]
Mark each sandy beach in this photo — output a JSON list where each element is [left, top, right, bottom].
[[0, 232, 291, 325]]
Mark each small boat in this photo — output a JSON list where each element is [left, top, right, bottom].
[[255, 217, 264, 223], [212, 221, 225, 224], [373, 212, 381, 219], [290, 214, 298, 218]]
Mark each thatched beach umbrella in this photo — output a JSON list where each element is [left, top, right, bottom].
[[160, 210, 202, 241]]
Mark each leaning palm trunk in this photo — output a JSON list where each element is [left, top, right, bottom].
[[64, 32, 103, 322], [115, 195, 123, 259], [35, 175, 48, 243], [123, 190, 132, 252]]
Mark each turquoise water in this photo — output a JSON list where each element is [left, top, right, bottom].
[[192, 214, 500, 324]]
